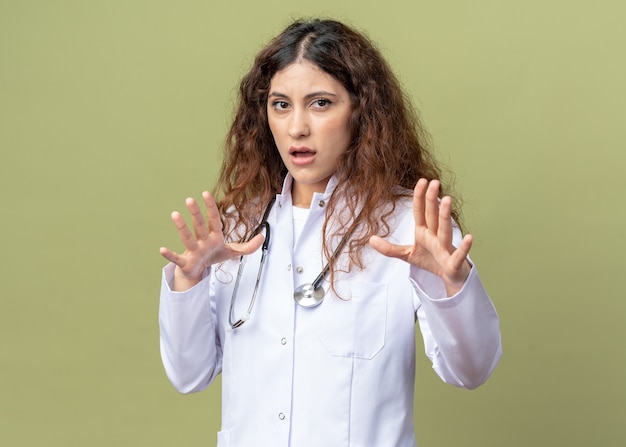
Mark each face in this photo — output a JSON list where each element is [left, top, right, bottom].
[[267, 61, 353, 206]]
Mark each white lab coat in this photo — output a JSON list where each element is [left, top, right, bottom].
[[159, 175, 502, 447]]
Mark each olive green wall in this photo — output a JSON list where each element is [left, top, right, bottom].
[[1, 1, 625, 446]]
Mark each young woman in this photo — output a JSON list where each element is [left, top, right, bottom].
[[159, 18, 501, 447]]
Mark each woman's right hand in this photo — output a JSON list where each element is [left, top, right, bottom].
[[159, 191, 265, 291]]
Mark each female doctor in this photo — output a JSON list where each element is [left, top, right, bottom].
[[159, 19, 501, 447]]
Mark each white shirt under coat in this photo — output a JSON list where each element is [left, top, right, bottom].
[[159, 175, 502, 447]]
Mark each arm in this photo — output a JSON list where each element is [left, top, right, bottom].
[[158, 191, 264, 392], [412, 264, 501, 389], [159, 263, 220, 393], [370, 178, 501, 388]]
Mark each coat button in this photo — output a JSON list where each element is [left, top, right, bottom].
[[296, 266, 304, 274], [278, 412, 286, 420], [318, 200, 325, 207], [281, 337, 287, 345]]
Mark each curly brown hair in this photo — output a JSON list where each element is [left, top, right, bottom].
[[214, 18, 462, 272]]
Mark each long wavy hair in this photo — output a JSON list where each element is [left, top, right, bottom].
[[215, 18, 462, 272]]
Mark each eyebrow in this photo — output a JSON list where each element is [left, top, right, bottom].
[[268, 90, 338, 101]]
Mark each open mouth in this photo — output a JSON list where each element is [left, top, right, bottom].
[[289, 147, 317, 166], [289, 147, 316, 157]]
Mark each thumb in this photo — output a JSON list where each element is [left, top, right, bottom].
[[236, 233, 266, 256], [369, 235, 409, 260]]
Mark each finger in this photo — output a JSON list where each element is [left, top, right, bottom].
[[424, 179, 440, 233], [369, 235, 410, 260], [171, 211, 198, 251], [202, 191, 223, 235], [438, 196, 453, 249], [159, 246, 186, 268], [450, 234, 473, 270], [186, 197, 208, 241], [413, 178, 428, 228]]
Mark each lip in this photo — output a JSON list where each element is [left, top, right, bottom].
[[289, 146, 317, 166]]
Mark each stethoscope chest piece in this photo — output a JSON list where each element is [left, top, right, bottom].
[[293, 283, 325, 307]]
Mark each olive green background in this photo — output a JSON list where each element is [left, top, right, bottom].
[[1, 0, 625, 446]]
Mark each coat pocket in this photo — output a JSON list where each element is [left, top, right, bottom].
[[319, 281, 388, 359]]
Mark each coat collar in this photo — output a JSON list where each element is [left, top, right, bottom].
[[279, 173, 340, 200]]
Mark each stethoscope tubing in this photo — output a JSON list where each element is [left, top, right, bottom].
[[229, 197, 360, 327]]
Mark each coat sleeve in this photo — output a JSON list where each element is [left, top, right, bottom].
[[159, 263, 222, 394], [410, 263, 502, 390]]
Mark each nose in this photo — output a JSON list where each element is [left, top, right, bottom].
[[288, 109, 310, 139]]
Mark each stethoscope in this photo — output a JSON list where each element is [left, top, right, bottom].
[[229, 198, 354, 329]]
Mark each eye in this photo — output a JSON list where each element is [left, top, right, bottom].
[[271, 101, 290, 111], [312, 99, 331, 109]]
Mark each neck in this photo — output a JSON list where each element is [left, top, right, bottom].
[[293, 201, 311, 208], [291, 182, 322, 209]]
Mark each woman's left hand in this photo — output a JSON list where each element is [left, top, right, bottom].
[[369, 178, 472, 296]]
